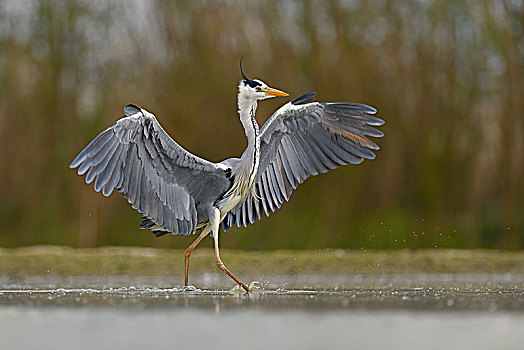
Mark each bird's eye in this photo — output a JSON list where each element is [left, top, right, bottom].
[[255, 87, 262, 92]]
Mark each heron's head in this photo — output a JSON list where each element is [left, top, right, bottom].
[[239, 60, 288, 100]]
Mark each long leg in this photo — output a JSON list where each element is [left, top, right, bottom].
[[184, 226, 211, 287], [210, 207, 249, 292]]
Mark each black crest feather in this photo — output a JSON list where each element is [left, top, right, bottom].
[[240, 57, 249, 81], [239, 58, 260, 88]]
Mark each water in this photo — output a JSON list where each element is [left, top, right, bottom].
[[1, 274, 524, 349]]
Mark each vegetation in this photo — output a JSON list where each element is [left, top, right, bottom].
[[0, 1, 522, 249]]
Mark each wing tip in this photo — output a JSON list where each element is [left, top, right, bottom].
[[370, 116, 385, 126], [69, 153, 86, 169], [291, 92, 318, 105], [124, 104, 142, 117]]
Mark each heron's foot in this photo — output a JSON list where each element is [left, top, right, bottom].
[[230, 284, 245, 293], [183, 285, 198, 292], [230, 281, 261, 293], [248, 281, 261, 292]]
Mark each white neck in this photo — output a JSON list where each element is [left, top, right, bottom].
[[238, 97, 258, 145], [237, 85, 261, 189]]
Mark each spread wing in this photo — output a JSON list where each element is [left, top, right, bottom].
[[70, 104, 231, 236], [222, 92, 384, 230]]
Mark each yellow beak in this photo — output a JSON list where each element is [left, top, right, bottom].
[[264, 87, 289, 97]]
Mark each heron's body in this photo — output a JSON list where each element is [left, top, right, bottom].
[[70, 65, 384, 292]]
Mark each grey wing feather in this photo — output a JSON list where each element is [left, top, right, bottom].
[[222, 93, 384, 231], [70, 105, 230, 236]]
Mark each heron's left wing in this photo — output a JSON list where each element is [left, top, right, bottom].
[[222, 92, 384, 230]]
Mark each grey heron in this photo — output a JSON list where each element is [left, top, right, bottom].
[[69, 62, 384, 292]]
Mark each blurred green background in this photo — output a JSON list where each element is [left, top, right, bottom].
[[0, 0, 522, 250]]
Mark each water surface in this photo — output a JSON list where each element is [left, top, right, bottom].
[[1, 274, 523, 349]]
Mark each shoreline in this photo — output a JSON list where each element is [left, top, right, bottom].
[[1, 246, 523, 276]]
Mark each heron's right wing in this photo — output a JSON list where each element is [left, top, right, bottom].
[[70, 104, 231, 236], [222, 92, 384, 231]]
